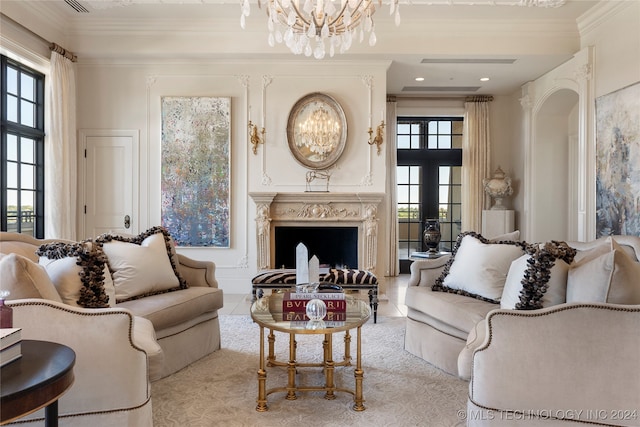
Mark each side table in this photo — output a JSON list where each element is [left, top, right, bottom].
[[1, 340, 76, 427]]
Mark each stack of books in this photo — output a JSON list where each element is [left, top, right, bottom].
[[282, 292, 346, 325], [0, 327, 22, 367]]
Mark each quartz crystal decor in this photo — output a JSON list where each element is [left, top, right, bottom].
[[306, 298, 327, 321]]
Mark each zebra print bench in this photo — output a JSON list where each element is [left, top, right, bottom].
[[251, 268, 379, 323]]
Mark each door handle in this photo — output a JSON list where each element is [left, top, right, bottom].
[[124, 215, 131, 229]]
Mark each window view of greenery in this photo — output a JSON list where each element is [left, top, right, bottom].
[[1, 55, 45, 237], [397, 118, 463, 271]]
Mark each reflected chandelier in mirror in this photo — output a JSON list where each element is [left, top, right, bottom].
[[287, 92, 347, 170]]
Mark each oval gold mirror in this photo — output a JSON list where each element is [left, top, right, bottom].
[[286, 92, 347, 170]]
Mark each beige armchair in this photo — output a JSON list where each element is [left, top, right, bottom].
[[7, 299, 153, 426], [467, 303, 640, 426]]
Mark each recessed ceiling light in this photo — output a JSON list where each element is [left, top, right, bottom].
[[415, 77, 425, 82], [480, 77, 490, 82]]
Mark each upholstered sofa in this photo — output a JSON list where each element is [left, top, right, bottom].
[[0, 228, 223, 427], [405, 232, 640, 425]]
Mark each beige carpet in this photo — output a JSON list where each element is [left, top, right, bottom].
[[152, 315, 468, 427]]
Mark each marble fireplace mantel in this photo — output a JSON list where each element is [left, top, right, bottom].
[[249, 192, 385, 272]]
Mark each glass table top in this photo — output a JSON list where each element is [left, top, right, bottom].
[[250, 293, 371, 334]]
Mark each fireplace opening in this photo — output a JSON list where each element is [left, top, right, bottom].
[[274, 226, 358, 269]]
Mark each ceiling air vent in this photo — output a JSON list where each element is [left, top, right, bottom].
[[402, 86, 481, 92], [65, 0, 90, 13], [420, 58, 516, 64]]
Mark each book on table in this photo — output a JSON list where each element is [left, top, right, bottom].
[[283, 293, 346, 313], [0, 327, 22, 367]]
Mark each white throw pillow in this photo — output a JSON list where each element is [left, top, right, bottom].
[[490, 230, 520, 242], [501, 253, 571, 310], [436, 233, 525, 302], [0, 253, 63, 302], [567, 238, 640, 304], [99, 229, 184, 302], [37, 242, 112, 308]]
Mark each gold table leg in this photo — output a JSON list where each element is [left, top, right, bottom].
[[344, 330, 352, 365], [267, 329, 276, 366], [324, 333, 336, 400], [286, 332, 297, 400], [256, 326, 268, 412], [353, 326, 366, 411]]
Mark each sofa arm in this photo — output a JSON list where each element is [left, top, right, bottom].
[[408, 255, 451, 287], [469, 303, 640, 426], [177, 253, 218, 288], [6, 299, 151, 422]]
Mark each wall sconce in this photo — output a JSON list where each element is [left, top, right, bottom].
[[249, 120, 265, 155], [368, 120, 385, 155]]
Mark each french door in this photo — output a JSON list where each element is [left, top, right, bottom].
[[397, 118, 463, 273]]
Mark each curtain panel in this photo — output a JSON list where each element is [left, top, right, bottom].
[[461, 97, 492, 232], [385, 97, 399, 276], [46, 51, 77, 239]]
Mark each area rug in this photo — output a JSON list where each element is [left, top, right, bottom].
[[152, 315, 468, 427]]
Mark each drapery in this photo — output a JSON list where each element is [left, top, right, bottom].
[[385, 97, 399, 276], [461, 96, 492, 232], [46, 50, 77, 239]]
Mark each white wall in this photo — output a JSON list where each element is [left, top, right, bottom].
[[74, 59, 389, 294], [513, 1, 640, 242]]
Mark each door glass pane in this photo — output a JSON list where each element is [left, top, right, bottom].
[[21, 164, 35, 189], [21, 138, 35, 163], [397, 186, 409, 203], [21, 74, 35, 101], [409, 166, 419, 182], [439, 135, 451, 149], [7, 67, 18, 94], [397, 166, 409, 184], [7, 95, 18, 122], [21, 100, 34, 127], [397, 135, 410, 149], [7, 162, 18, 188], [7, 134, 18, 161]]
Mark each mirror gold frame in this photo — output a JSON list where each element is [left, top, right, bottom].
[[286, 92, 347, 170]]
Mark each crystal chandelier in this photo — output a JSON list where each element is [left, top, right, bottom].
[[296, 106, 341, 158], [240, 0, 401, 59]]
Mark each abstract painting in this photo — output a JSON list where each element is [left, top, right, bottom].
[[595, 81, 640, 237], [161, 97, 230, 247]]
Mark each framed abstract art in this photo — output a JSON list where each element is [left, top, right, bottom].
[[161, 96, 231, 247], [595, 81, 640, 237]]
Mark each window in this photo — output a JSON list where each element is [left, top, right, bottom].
[[397, 117, 463, 273], [1, 55, 45, 237]]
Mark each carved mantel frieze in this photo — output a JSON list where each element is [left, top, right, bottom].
[[249, 192, 384, 272]]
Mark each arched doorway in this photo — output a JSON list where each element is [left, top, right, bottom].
[[530, 89, 579, 242]]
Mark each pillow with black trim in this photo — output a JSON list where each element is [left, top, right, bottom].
[[432, 231, 527, 303], [37, 241, 113, 308], [325, 268, 378, 285], [500, 241, 577, 310], [95, 226, 187, 303]]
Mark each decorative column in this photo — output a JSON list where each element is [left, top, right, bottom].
[[255, 203, 271, 270], [363, 204, 378, 272]]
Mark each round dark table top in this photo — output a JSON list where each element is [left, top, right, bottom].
[[1, 339, 76, 424]]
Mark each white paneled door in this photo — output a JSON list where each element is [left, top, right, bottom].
[[79, 129, 139, 239]]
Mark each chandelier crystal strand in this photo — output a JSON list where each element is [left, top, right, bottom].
[[243, 0, 401, 59]]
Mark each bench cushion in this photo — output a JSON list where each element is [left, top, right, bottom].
[[252, 268, 377, 285]]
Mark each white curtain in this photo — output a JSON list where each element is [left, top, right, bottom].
[[385, 97, 399, 276], [46, 51, 77, 239], [461, 97, 492, 232]]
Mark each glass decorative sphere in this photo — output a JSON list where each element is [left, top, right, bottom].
[[305, 298, 327, 321]]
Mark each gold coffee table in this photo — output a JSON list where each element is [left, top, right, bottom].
[[250, 293, 371, 412]]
